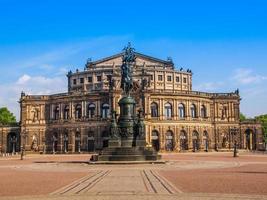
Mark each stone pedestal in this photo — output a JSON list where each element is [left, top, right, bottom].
[[108, 139, 121, 148], [97, 146, 161, 161]]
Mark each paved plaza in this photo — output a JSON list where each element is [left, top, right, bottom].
[[0, 152, 267, 200]]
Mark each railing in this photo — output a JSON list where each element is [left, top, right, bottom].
[[150, 89, 239, 97]]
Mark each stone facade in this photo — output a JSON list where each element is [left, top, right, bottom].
[[0, 50, 264, 154]]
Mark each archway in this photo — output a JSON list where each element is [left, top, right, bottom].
[[87, 131, 95, 152], [180, 130, 188, 150], [245, 129, 257, 150], [165, 130, 174, 151], [151, 130, 160, 151], [192, 131, 199, 152], [102, 131, 109, 148], [7, 132, 17, 154]]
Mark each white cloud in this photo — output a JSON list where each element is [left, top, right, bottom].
[[17, 74, 31, 84], [0, 74, 66, 120], [193, 81, 224, 92], [232, 68, 267, 84]]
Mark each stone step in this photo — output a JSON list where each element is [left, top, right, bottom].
[[98, 154, 159, 161]]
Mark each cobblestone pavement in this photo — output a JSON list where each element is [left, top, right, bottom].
[[0, 152, 267, 200]]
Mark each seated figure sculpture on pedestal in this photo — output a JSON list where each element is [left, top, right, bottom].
[[94, 43, 161, 162]]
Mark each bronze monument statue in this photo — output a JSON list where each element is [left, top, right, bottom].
[[92, 43, 161, 162]]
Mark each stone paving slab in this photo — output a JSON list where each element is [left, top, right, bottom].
[[1, 193, 267, 200], [1, 153, 267, 199]]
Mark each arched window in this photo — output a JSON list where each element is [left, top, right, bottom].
[[75, 104, 82, 119], [150, 102, 158, 117], [201, 105, 206, 118], [164, 103, 172, 119], [54, 106, 60, 120], [191, 104, 197, 118], [63, 105, 69, 119], [178, 103, 185, 118], [102, 103, 110, 119], [87, 103, 96, 118]]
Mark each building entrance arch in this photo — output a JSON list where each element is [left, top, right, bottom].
[[87, 131, 95, 152], [192, 131, 199, 152], [151, 130, 160, 151], [75, 132, 81, 153], [180, 130, 188, 150], [245, 129, 257, 150], [102, 131, 109, 148], [165, 130, 174, 151], [203, 131, 209, 151], [7, 132, 17, 154]]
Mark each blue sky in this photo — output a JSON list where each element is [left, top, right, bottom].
[[0, 0, 267, 119]]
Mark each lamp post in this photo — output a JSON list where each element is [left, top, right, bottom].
[[20, 129, 27, 160], [233, 140, 238, 157], [42, 136, 46, 154], [204, 137, 209, 152], [230, 127, 239, 157]]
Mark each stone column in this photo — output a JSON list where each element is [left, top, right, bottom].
[[97, 100, 101, 119], [160, 98, 164, 120], [71, 130, 75, 153], [188, 126, 192, 150]]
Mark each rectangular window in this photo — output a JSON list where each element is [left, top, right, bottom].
[[73, 79, 76, 85], [80, 78, 84, 84], [183, 77, 187, 83], [150, 75, 153, 81], [88, 76, 92, 82], [158, 75, 163, 81], [97, 75, 102, 82], [167, 75, 172, 81], [176, 76, 180, 82]]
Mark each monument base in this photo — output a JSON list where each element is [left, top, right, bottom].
[[108, 139, 121, 148], [96, 146, 161, 162], [121, 139, 134, 147]]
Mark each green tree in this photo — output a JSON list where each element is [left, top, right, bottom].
[[0, 107, 16, 125], [255, 114, 267, 145], [240, 113, 246, 122]]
